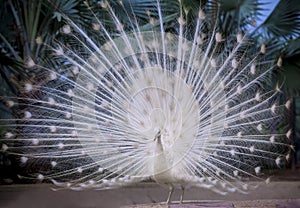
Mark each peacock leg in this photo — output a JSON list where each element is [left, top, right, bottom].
[[166, 184, 174, 204], [180, 185, 185, 203]]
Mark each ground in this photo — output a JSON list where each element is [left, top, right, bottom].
[[0, 170, 299, 208]]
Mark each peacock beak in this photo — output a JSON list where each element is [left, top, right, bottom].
[[154, 130, 162, 142]]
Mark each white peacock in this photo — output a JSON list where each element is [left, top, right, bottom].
[[1, 0, 292, 204]]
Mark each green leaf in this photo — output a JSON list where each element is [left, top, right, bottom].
[[282, 57, 300, 96], [107, 0, 180, 26], [256, 0, 300, 40], [284, 37, 300, 57], [207, 0, 266, 34]]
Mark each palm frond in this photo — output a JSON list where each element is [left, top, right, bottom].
[[255, 0, 300, 41], [283, 37, 300, 57], [207, 0, 266, 35]]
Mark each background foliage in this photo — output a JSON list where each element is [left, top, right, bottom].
[[0, 0, 300, 184]]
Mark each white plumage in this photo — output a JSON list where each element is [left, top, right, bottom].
[[1, 0, 292, 204]]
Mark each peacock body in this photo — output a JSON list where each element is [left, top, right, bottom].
[[0, 0, 292, 204]]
